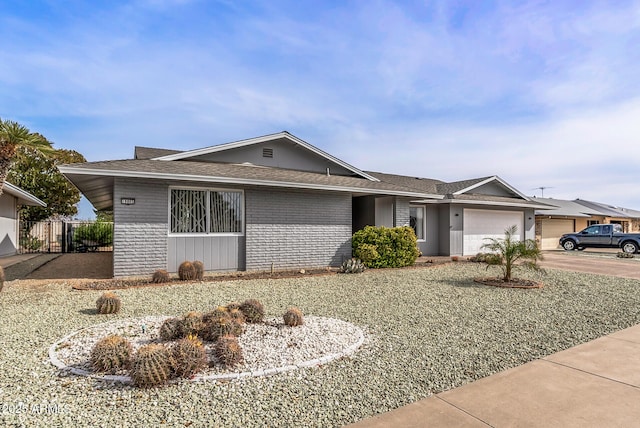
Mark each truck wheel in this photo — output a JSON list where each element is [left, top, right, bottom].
[[562, 240, 577, 251], [622, 242, 639, 254]]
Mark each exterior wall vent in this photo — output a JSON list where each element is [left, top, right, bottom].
[[262, 148, 273, 158]]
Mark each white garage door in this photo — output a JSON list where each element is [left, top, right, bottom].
[[463, 209, 523, 255], [540, 219, 574, 250]]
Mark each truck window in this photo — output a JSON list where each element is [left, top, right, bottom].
[[602, 225, 611, 234], [584, 226, 600, 235]]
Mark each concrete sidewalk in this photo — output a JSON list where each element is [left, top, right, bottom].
[[347, 324, 640, 427]]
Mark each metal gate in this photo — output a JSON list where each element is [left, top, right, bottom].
[[19, 221, 114, 253]]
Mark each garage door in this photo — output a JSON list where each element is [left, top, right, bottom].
[[540, 219, 574, 250], [463, 209, 523, 255]]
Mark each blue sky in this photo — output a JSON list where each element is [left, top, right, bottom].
[[2, 0, 639, 218]]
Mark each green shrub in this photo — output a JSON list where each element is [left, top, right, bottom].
[[73, 222, 113, 247], [352, 226, 419, 268]]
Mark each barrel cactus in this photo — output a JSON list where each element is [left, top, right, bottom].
[[340, 258, 365, 274], [151, 269, 171, 284], [214, 335, 244, 368], [130, 344, 174, 387], [201, 310, 234, 341], [158, 317, 182, 341], [225, 301, 241, 311], [178, 261, 196, 281], [90, 335, 133, 373], [192, 260, 204, 280], [283, 307, 304, 327], [178, 311, 204, 338], [96, 292, 121, 314], [171, 335, 207, 378], [239, 299, 265, 324]]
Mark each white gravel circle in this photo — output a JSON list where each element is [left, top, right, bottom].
[[49, 315, 365, 384]]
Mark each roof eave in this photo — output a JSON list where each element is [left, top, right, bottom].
[[58, 166, 442, 199], [2, 182, 46, 207]]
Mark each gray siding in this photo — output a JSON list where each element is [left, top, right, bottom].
[[438, 205, 451, 255], [424, 205, 440, 256], [168, 236, 243, 272], [113, 178, 168, 276], [245, 189, 352, 270], [191, 138, 354, 176]]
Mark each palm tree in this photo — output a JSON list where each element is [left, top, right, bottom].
[[0, 118, 53, 196], [481, 225, 543, 282]]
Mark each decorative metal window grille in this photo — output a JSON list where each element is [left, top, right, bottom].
[[210, 191, 242, 233], [170, 189, 243, 234]]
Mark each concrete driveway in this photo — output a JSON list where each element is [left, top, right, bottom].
[[540, 249, 640, 280]]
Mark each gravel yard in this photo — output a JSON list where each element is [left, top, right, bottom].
[[1, 263, 639, 427]]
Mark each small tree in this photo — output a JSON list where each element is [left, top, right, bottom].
[[480, 225, 542, 282]]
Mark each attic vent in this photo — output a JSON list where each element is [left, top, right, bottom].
[[262, 148, 273, 158]]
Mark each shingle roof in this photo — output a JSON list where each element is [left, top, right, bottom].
[[574, 199, 640, 218], [60, 159, 435, 197], [435, 177, 493, 195], [533, 198, 603, 217], [135, 146, 183, 159], [366, 171, 443, 194]]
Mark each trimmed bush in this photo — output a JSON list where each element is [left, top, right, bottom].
[[73, 222, 113, 247], [352, 226, 419, 268]]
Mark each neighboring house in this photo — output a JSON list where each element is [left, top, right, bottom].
[[533, 197, 640, 250], [59, 131, 549, 277], [0, 182, 46, 257]]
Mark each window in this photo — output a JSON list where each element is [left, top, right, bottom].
[[409, 206, 425, 241], [170, 188, 243, 234], [587, 220, 599, 226]]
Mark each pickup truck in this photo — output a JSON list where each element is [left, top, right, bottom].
[[559, 224, 640, 253]]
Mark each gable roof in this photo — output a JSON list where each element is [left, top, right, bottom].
[[2, 182, 46, 207], [368, 172, 549, 209], [153, 131, 380, 182]]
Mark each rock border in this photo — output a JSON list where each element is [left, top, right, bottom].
[[474, 277, 543, 289], [49, 316, 365, 384]]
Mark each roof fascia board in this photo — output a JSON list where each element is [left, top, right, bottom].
[[2, 182, 46, 207], [152, 132, 380, 182], [453, 176, 530, 200], [58, 166, 442, 199], [411, 198, 550, 209]]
